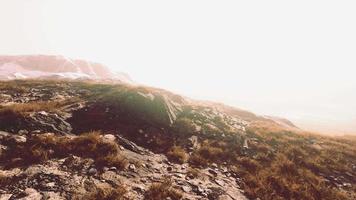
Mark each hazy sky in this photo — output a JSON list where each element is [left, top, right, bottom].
[[1, 0, 356, 134]]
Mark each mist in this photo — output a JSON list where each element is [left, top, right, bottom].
[[1, 0, 355, 134]]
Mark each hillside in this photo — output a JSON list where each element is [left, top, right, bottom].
[[0, 80, 355, 200]]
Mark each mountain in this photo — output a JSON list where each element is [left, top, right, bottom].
[[0, 80, 355, 200], [0, 55, 133, 83]]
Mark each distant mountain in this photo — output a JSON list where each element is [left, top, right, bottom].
[[262, 115, 298, 130], [0, 55, 133, 83]]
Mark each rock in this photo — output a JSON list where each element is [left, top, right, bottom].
[[42, 192, 65, 200], [133, 185, 145, 194], [215, 179, 225, 186], [167, 166, 173, 172], [188, 136, 199, 149], [0, 131, 10, 139], [181, 164, 188, 170], [109, 167, 117, 171], [18, 129, 29, 135], [192, 185, 205, 195], [208, 169, 218, 177], [218, 195, 233, 200], [129, 164, 136, 171], [38, 111, 49, 116], [0, 194, 12, 200], [343, 182, 352, 188], [181, 186, 191, 192], [103, 134, 116, 142], [45, 182, 56, 188], [187, 174, 195, 180], [243, 139, 249, 149], [12, 135, 27, 143], [19, 188, 42, 200], [175, 173, 184, 178], [88, 168, 97, 175]]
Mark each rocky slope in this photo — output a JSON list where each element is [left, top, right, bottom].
[[0, 80, 355, 200]]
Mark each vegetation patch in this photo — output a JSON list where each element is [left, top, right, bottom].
[[144, 179, 183, 200], [0, 131, 128, 170]]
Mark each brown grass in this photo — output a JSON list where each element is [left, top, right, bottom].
[[167, 146, 189, 164], [144, 179, 183, 200], [0, 131, 128, 170], [187, 168, 200, 179], [0, 101, 70, 116], [73, 184, 128, 200], [189, 140, 228, 166]]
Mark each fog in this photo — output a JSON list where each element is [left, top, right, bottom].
[[1, 0, 356, 134]]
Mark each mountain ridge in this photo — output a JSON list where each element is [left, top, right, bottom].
[[0, 55, 133, 83]]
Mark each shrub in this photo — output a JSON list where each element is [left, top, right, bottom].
[[167, 146, 189, 164], [74, 184, 127, 200], [144, 179, 182, 200]]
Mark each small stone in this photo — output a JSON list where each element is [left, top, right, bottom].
[[175, 173, 184, 178], [88, 168, 97, 175], [129, 164, 136, 171], [187, 174, 195, 180], [221, 166, 228, 173], [211, 163, 218, 168], [181, 186, 191, 192], [103, 134, 116, 142], [343, 183, 352, 188], [215, 179, 225, 186], [31, 130, 41, 134], [46, 182, 56, 188], [12, 135, 27, 143], [109, 167, 117, 171], [23, 188, 42, 200], [0, 194, 12, 200], [38, 111, 48, 116], [42, 192, 65, 200], [133, 185, 145, 193], [103, 167, 109, 172], [18, 130, 29, 135], [167, 166, 173, 172], [208, 169, 218, 176]]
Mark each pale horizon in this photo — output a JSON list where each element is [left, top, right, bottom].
[[1, 0, 356, 134]]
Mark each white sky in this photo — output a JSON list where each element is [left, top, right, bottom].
[[1, 0, 356, 134]]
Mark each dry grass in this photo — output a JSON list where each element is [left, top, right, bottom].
[[167, 146, 189, 164], [187, 168, 200, 179], [237, 154, 348, 200], [73, 183, 128, 200], [184, 122, 356, 200], [0, 131, 128, 170], [0, 101, 68, 116], [189, 140, 229, 166], [144, 179, 183, 200]]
